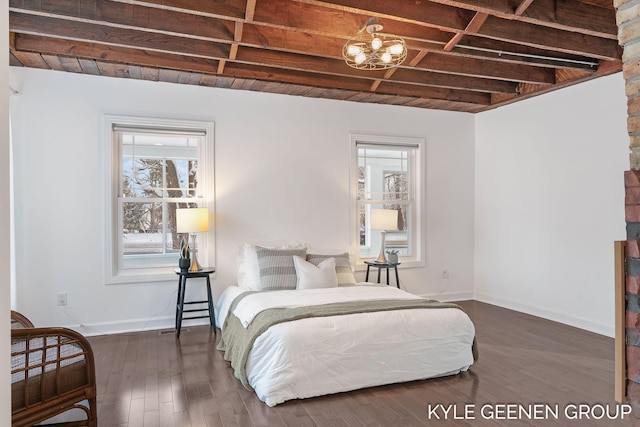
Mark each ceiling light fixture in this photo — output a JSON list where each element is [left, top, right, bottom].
[[343, 17, 407, 71]]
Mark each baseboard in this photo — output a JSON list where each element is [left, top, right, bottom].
[[473, 292, 614, 338], [63, 291, 611, 338], [62, 315, 211, 337], [75, 291, 474, 335], [69, 292, 476, 335], [420, 290, 474, 302]]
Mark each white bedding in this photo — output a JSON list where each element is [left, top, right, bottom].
[[216, 284, 476, 406], [232, 285, 420, 327]]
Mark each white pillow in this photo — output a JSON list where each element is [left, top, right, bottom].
[[293, 256, 338, 290], [306, 252, 357, 286], [236, 244, 259, 290]]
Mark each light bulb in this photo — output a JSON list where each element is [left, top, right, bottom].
[[371, 37, 382, 50], [389, 43, 404, 55], [381, 52, 392, 63], [347, 44, 363, 57], [355, 53, 367, 64]]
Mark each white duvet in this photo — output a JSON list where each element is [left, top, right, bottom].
[[216, 284, 476, 407]]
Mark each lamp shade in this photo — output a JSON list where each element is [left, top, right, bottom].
[[176, 208, 209, 233], [371, 208, 398, 231]]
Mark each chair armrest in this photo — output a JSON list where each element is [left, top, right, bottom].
[[11, 311, 34, 329]]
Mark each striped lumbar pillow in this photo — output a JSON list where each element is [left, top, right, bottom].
[[306, 252, 357, 286], [255, 246, 307, 291]]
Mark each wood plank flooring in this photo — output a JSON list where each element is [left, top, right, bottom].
[[86, 301, 636, 427]]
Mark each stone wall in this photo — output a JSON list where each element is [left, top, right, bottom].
[[627, 171, 640, 405], [618, 0, 640, 168], [618, 0, 640, 410]]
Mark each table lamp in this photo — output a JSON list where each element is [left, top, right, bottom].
[[176, 207, 209, 271], [371, 208, 398, 264]]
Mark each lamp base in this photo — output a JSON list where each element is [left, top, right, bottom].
[[374, 253, 388, 264], [374, 230, 387, 264], [190, 255, 202, 272], [190, 233, 202, 271]]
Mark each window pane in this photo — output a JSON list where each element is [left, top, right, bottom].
[[122, 201, 166, 256], [122, 133, 198, 198], [386, 210, 409, 256], [358, 147, 409, 201], [384, 172, 408, 201], [122, 201, 195, 269], [135, 158, 164, 197], [171, 159, 198, 197], [358, 203, 410, 257], [359, 203, 366, 246]]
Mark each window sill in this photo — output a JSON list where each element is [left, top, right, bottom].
[[105, 270, 178, 285]]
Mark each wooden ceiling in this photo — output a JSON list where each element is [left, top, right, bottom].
[[8, 0, 622, 113]]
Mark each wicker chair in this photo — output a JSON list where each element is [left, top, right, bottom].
[[11, 310, 97, 427]]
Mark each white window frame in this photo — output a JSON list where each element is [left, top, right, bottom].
[[103, 115, 215, 284], [349, 133, 426, 269]]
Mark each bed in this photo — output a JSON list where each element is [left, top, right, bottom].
[[215, 245, 477, 406]]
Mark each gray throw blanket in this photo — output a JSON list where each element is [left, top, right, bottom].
[[217, 295, 478, 389]]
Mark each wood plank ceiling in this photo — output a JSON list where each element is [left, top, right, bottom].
[[9, 0, 622, 113]]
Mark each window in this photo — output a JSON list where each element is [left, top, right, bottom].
[[350, 134, 425, 267], [104, 115, 214, 284]]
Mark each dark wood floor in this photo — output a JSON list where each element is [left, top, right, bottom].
[[85, 301, 635, 427]]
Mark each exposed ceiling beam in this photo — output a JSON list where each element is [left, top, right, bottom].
[[444, 11, 489, 51], [6, 0, 622, 113], [297, 0, 620, 59], [429, 0, 617, 38]]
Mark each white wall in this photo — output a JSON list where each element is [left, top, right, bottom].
[[9, 67, 475, 334], [475, 73, 628, 336]]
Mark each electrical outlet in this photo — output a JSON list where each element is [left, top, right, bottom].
[[442, 270, 449, 279], [57, 292, 67, 306]]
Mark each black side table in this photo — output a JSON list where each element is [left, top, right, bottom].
[[364, 261, 401, 288], [174, 267, 216, 338]]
